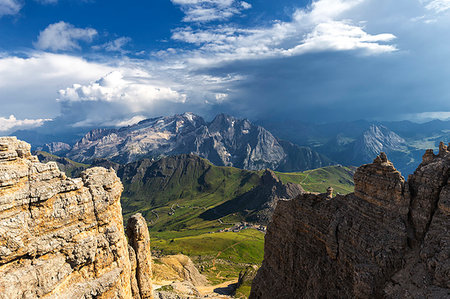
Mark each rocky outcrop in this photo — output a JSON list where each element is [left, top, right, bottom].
[[0, 137, 153, 299], [152, 254, 209, 299], [157, 254, 208, 287], [127, 214, 153, 299], [250, 146, 450, 298]]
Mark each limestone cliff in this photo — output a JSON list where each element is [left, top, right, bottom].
[[0, 137, 152, 299], [250, 145, 450, 298]]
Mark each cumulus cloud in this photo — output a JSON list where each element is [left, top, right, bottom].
[[285, 21, 396, 55], [35, 21, 97, 51], [171, 0, 397, 66], [57, 71, 189, 126], [0, 53, 114, 120], [58, 71, 186, 105], [171, 0, 251, 22], [0, 0, 22, 17], [3, 0, 450, 131], [0, 115, 51, 133]]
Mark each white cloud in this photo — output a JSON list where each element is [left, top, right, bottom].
[[170, 0, 396, 66], [171, 0, 251, 22], [215, 93, 228, 102], [0, 53, 114, 120], [92, 37, 131, 53], [0, 0, 22, 17], [425, 0, 450, 13], [285, 21, 397, 55], [35, 21, 97, 51], [57, 71, 190, 127], [0, 115, 51, 133], [113, 115, 147, 127], [0, 50, 234, 128], [58, 71, 187, 108], [399, 111, 450, 122]]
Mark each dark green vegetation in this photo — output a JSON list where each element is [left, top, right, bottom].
[[116, 154, 354, 287], [118, 155, 355, 232], [36, 151, 355, 292], [118, 155, 262, 232], [34, 151, 89, 177]]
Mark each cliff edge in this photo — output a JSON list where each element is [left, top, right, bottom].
[[0, 137, 152, 299], [250, 143, 450, 298]]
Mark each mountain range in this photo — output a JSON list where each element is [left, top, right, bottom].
[[14, 113, 450, 175], [259, 119, 450, 175], [38, 113, 332, 172]]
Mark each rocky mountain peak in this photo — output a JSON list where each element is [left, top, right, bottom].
[[352, 124, 406, 164], [250, 146, 450, 298], [64, 113, 331, 171]]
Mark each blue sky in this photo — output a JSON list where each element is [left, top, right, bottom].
[[1, 0, 450, 133]]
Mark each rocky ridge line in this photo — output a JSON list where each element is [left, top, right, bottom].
[[63, 113, 332, 172], [0, 137, 153, 299], [250, 143, 450, 298]]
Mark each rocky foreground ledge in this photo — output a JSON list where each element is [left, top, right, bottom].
[[0, 137, 152, 299], [251, 144, 450, 298]]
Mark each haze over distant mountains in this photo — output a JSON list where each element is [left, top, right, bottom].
[[31, 113, 332, 172], [12, 113, 450, 175], [259, 119, 450, 175]]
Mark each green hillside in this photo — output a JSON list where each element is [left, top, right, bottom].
[[36, 152, 355, 291], [117, 155, 355, 287], [276, 165, 356, 195], [118, 155, 262, 234], [119, 156, 355, 235]]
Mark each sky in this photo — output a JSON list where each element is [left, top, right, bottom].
[[1, 0, 450, 133]]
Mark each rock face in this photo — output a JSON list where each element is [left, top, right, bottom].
[[0, 137, 153, 299], [65, 113, 331, 172], [250, 146, 450, 298], [352, 125, 407, 163], [157, 254, 208, 287]]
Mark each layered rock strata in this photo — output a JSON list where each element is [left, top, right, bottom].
[[251, 145, 450, 298], [0, 137, 152, 299]]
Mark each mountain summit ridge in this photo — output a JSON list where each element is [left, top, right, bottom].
[[64, 113, 332, 172]]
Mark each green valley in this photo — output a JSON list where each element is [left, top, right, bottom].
[[38, 152, 355, 296]]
